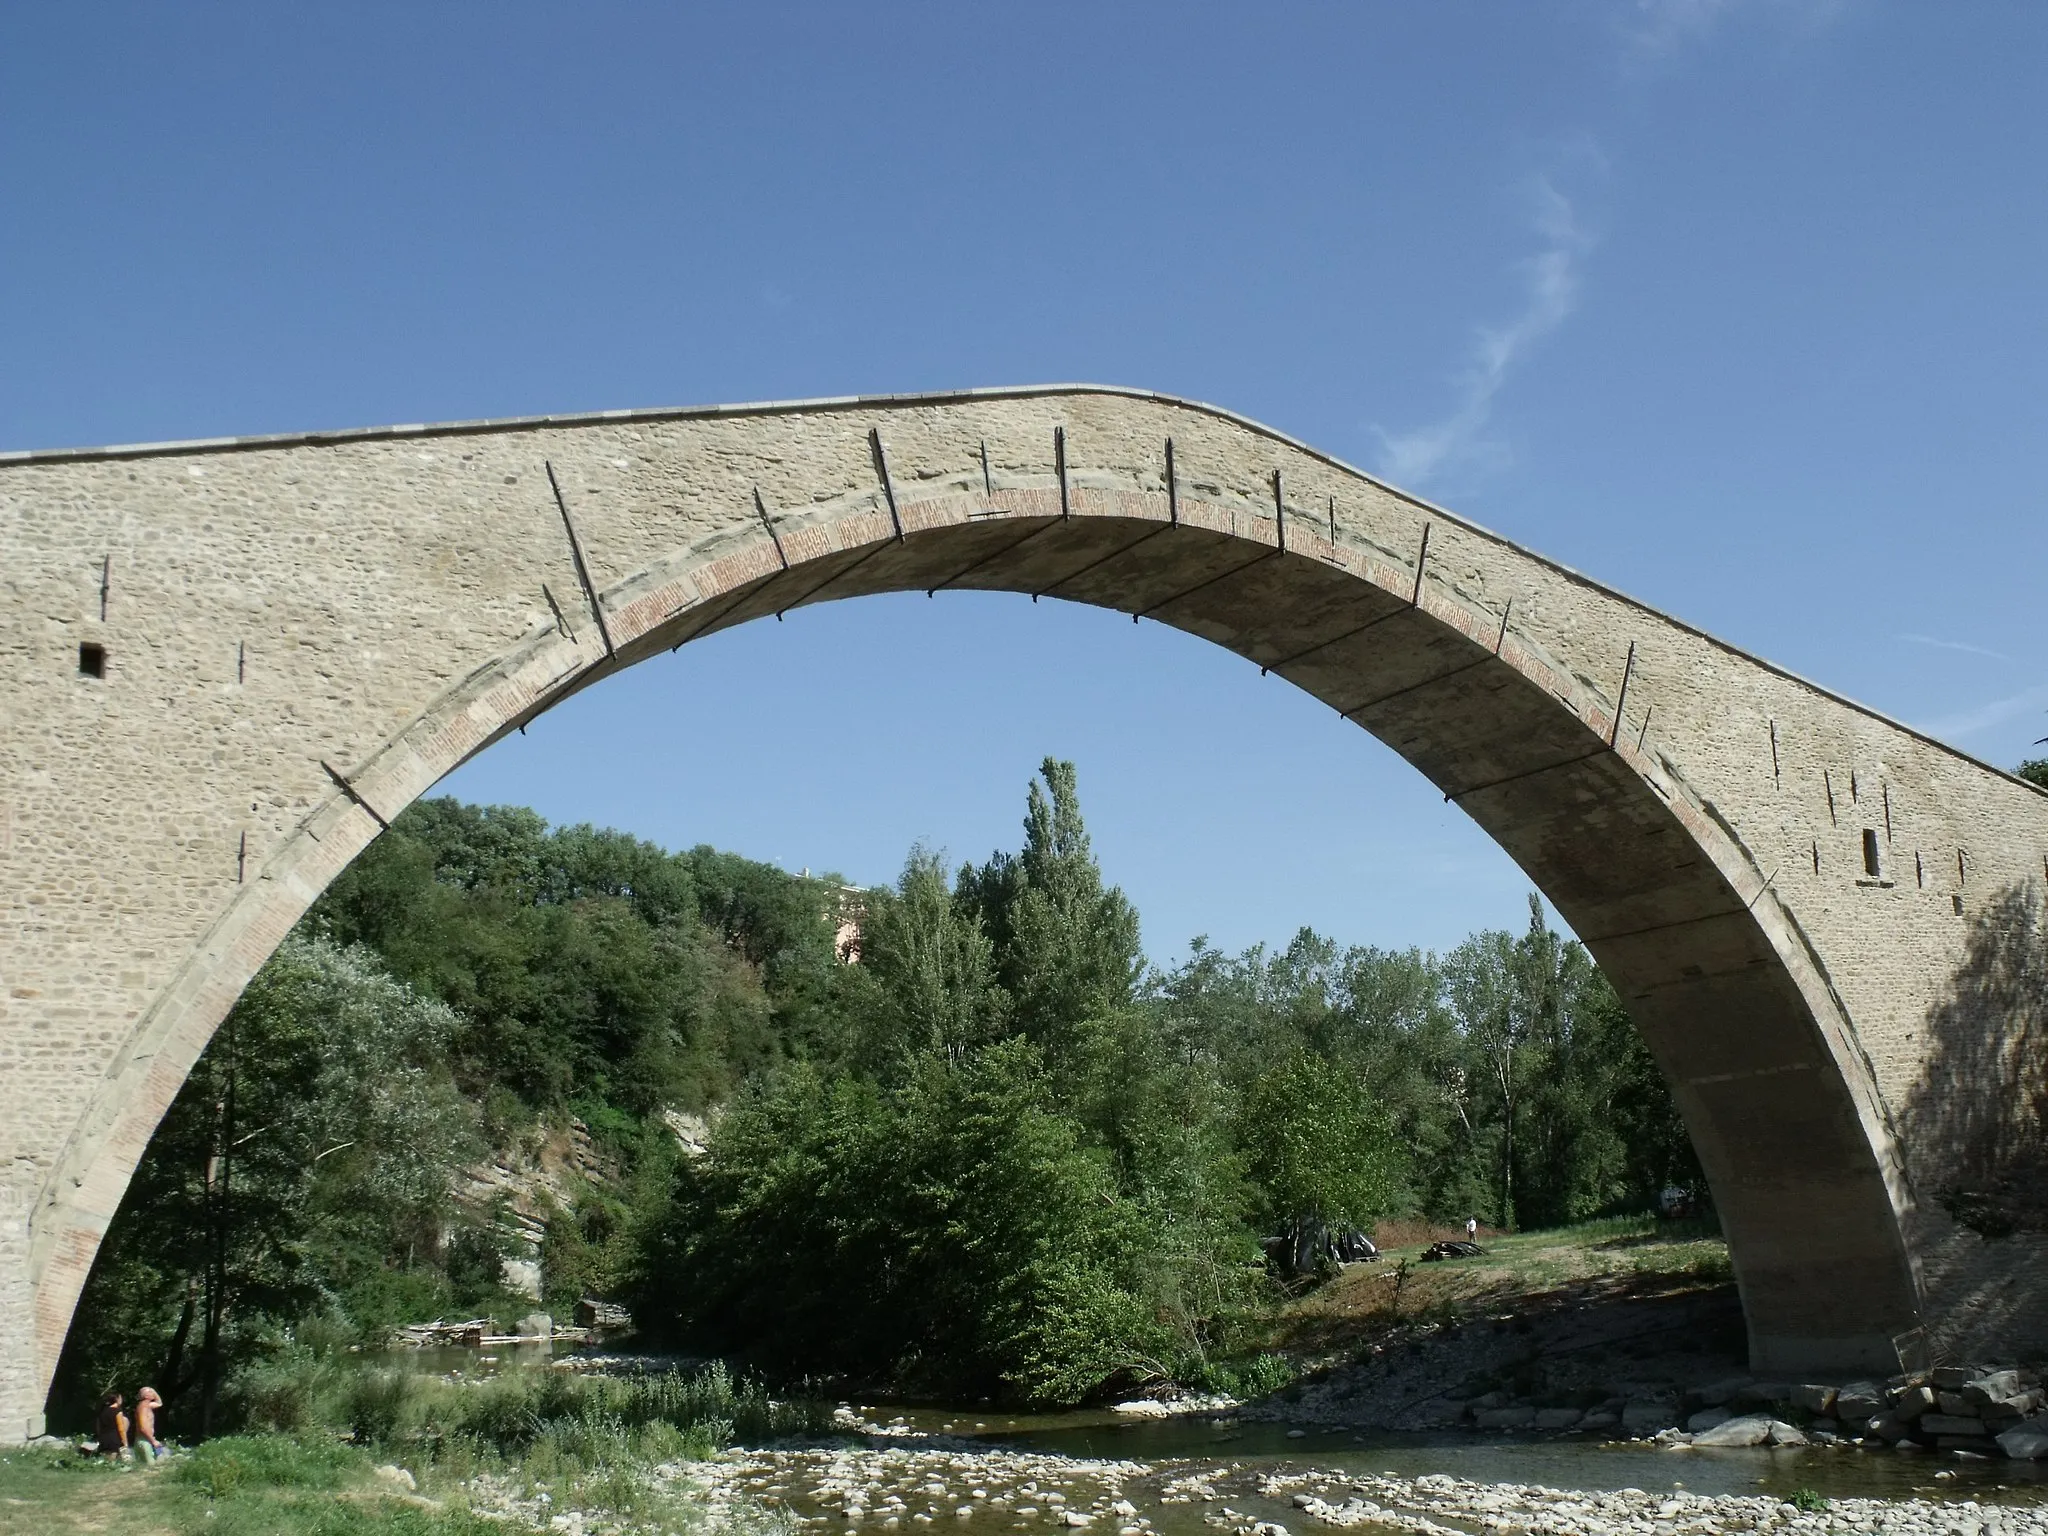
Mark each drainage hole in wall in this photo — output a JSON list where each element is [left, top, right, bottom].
[[78, 642, 106, 678]]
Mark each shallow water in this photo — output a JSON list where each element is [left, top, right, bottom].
[[857, 1403, 2048, 1505]]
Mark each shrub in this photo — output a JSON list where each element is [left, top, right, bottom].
[[343, 1369, 419, 1445], [170, 1433, 363, 1497]]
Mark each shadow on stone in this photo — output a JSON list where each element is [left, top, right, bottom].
[[1901, 881, 2048, 1239]]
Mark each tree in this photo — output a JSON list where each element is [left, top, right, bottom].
[[1237, 1049, 1401, 1269], [853, 847, 1010, 1069], [51, 937, 475, 1432], [959, 759, 1143, 1058]]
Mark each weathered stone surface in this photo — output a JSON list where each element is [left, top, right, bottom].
[[1893, 1384, 1937, 1420], [1687, 1407, 1735, 1432], [1998, 1426, 2048, 1461], [1964, 1371, 2022, 1408], [1919, 1413, 1990, 1437], [1790, 1384, 1836, 1414], [1691, 1414, 1775, 1447], [6, 384, 2048, 1441], [1531, 1408, 1582, 1430], [1833, 1382, 1887, 1420]]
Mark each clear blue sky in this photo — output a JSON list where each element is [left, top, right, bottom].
[[6, 3, 2043, 964]]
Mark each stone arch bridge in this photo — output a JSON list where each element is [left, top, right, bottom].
[[4, 386, 2046, 1439]]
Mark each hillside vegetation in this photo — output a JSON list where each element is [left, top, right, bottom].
[[54, 760, 1701, 1429]]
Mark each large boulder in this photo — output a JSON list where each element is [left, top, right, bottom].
[[1964, 1371, 2021, 1409], [1920, 1413, 1990, 1437], [1893, 1385, 1937, 1421], [1690, 1414, 1774, 1448], [1790, 1384, 1837, 1415], [1833, 1381, 1886, 1420], [1997, 1425, 2048, 1462], [1533, 1408, 1583, 1430], [1687, 1407, 1734, 1433]]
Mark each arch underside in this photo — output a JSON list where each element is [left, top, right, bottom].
[[22, 429, 1929, 1417], [634, 504, 1924, 1374]]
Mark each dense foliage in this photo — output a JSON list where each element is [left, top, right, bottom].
[[56, 760, 1704, 1427]]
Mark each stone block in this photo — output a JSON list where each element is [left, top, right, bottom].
[[1790, 1384, 1836, 1414], [1892, 1385, 1936, 1420], [1997, 1426, 2048, 1461], [1833, 1382, 1886, 1420], [1964, 1370, 2020, 1407], [1938, 1391, 1974, 1416], [1919, 1414, 1989, 1437], [1532, 1408, 1582, 1430]]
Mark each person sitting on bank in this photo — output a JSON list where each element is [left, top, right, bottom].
[[93, 1391, 129, 1461], [131, 1387, 167, 1463]]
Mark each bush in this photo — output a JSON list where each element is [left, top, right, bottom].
[[170, 1433, 363, 1497], [344, 1369, 420, 1445]]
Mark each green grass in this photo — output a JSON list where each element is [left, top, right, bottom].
[[3, 1358, 821, 1535], [0, 1442, 499, 1536], [1272, 1210, 1734, 1357]]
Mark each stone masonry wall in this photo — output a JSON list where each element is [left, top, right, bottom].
[[4, 386, 2047, 1440]]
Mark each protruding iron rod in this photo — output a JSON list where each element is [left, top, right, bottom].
[[1494, 598, 1513, 655], [541, 583, 572, 639], [1411, 524, 1431, 605], [754, 488, 789, 570], [1055, 427, 1070, 520], [1272, 470, 1287, 553], [99, 556, 111, 621], [321, 760, 391, 832], [1165, 438, 1178, 525], [1608, 642, 1636, 749], [545, 461, 615, 657], [868, 429, 904, 541], [980, 439, 993, 498]]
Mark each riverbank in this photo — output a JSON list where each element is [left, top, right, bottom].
[[696, 1439, 2048, 1536]]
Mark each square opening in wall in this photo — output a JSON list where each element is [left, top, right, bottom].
[[78, 642, 106, 678]]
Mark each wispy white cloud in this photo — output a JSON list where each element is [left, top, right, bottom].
[[1616, 0, 1851, 68], [1898, 633, 2013, 663], [1373, 171, 1596, 490], [1920, 683, 2048, 742], [1620, 0, 1739, 60]]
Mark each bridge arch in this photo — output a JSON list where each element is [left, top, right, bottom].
[[8, 385, 2047, 1437]]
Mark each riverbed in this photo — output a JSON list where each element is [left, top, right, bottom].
[[678, 1406, 2048, 1536]]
